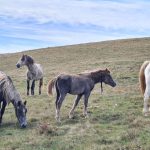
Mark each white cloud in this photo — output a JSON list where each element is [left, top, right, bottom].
[[0, 0, 150, 30], [0, 0, 150, 53]]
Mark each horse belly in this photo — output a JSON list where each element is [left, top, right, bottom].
[[70, 80, 86, 95]]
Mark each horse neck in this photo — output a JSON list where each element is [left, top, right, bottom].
[[27, 63, 36, 73], [88, 72, 103, 84], [12, 98, 22, 110], [2, 77, 21, 105], [10, 90, 22, 109]]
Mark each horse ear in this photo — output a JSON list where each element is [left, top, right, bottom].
[[105, 68, 110, 74], [24, 101, 27, 105], [21, 54, 25, 60]]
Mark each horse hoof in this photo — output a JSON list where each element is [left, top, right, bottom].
[[55, 116, 61, 122], [69, 112, 74, 119], [31, 92, 34, 95], [144, 112, 149, 116], [85, 115, 89, 119], [83, 113, 89, 118], [69, 114, 74, 119]]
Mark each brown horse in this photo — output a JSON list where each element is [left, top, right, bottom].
[[47, 68, 116, 122]]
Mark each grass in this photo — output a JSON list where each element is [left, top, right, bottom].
[[1, 37, 150, 149]]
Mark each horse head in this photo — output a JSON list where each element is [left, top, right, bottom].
[[14, 100, 27, 128], [16, 54, 34, 68], [102, 68, 116, 87]]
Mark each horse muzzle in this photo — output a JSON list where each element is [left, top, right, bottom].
[[16, 64, 20, 68], [20, 122, 27, 128], [112, 82, 116, 87]]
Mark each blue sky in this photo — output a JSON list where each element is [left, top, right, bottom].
[[0, 0, 150, 54]]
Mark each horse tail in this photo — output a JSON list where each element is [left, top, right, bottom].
[[47, 77, 57, 96], [139, 61, 149, 95]]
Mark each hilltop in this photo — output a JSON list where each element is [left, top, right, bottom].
[[1, 37, 150, 150]]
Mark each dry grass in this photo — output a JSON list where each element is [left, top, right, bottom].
[[1, 37, 150, 149]]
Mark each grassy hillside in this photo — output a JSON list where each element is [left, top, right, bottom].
[[1, 37, 150, 150]]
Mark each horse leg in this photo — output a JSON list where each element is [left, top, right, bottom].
[[31, 80, 35, 95], [55, 93, 66, 122], [83, 92, 90, 118], [69, 94, 82, 119], [27, 79, 30, 95], [39, 78, 43, 95], [0, 102, 1, 124], [0, 100, 7, 124], [143, 96, 149, 116], [143, 87, 150, 116], [55, 84, 60, 109]]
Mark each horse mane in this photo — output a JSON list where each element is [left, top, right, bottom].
[[91, 68, 110, 75], [83, 68, 110, 79], [79, 68, 110, 76], [139, 61, 150, 95], [25, 55, 34, 64], [0, 73, 21, 104], [0, 71, 6, 81]]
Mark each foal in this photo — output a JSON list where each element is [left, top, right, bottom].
[[47, 68, 116, 122], [16, 54, 43, 95]]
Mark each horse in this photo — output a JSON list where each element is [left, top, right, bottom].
[[47, 68, 116, 122], [139, 61, 150, 116], [0, 71, 27, 128], [16, 54, 43, 95]]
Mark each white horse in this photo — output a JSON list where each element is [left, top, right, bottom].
[[16, 54, 43, 95], [139, 61, 150, 116]]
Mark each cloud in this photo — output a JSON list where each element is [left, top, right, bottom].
[[0, 0, 150, 53], [1, 0, 150, 29]]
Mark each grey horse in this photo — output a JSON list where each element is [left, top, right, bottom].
[[16, 54, 43, 95], [0, 71, 27, 128], [47, 68, 116, 122]]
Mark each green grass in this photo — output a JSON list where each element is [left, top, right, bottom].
[[1, 37, 150, 149]]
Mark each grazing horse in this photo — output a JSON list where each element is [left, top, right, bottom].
[[16, 54, 43, 95], [139, 61, 150, 116], [47, 68, 116, 122], [0, 71, 27, 128]]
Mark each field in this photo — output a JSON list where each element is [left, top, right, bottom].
[[1, 37, 150, 150]]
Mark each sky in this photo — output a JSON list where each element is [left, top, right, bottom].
[[0, 0, 150, 54]]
